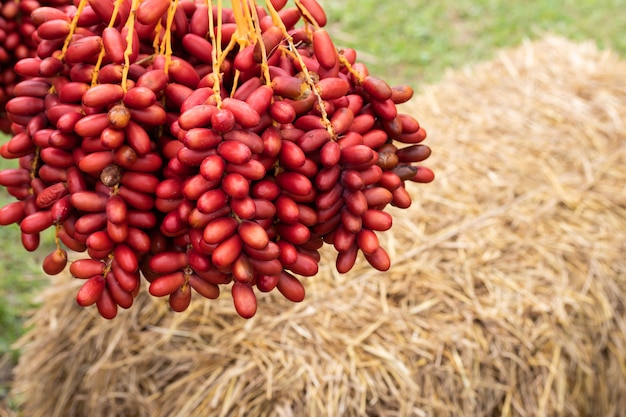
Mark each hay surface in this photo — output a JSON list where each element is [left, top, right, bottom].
[[9, 35, 626, 417]]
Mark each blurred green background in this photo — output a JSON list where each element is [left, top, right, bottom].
[[1, 0, 625, 399], [324, 0, 626, 85]]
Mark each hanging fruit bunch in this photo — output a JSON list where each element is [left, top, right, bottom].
[[0, 0, 434, 319], [0, 0, 72, 132]]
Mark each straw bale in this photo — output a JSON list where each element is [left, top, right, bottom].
[[9, 35, 626, 417], [0, 355, 15, 417]]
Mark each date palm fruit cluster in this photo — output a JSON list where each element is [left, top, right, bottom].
[[0, 0, 71, 132], [0, 0, 434, 319]]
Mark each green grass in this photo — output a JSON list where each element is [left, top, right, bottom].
[[0, 153, 52, 356], [0, 147, 53, 407], [323, 0, 626, 85], [1, 0, 625, 375]]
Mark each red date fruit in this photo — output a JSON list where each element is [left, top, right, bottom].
[[232, 282, 257, 319], [77, 276, 106, 307], [169, 287, 192, 312], [189, 274, 220, 299], [42, 249, 68, 275], [276, 272, 305, 302], [149, 271, 185, 297], [312, 29, 337, 69]]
